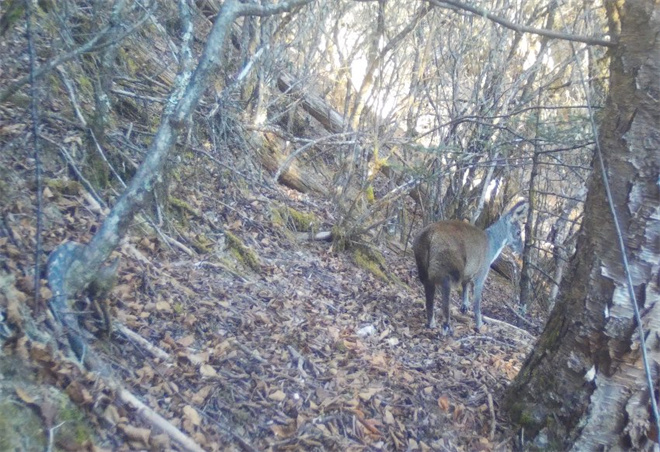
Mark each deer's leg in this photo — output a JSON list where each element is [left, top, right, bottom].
[[460, 280, 471, 314], [424, 282, 436, 328], [440, 277, 453, 336], [473, 271, 489, 329]]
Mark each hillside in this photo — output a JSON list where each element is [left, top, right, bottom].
[[0, 145, 538, 451], [0, 1, 544, 450]]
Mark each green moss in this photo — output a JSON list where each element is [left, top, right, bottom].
[[225, 231, 261, 272], [509, 402, 537, 429], [56, 390, 94, 446], [170, 197, 201, 218], [365, 185, 375, 204], [334, 340, 348, 352], [0, 397, 44, 451], [87, 152, 111, 189], [118, 47, 140, 76], [77, 75, 94, 98], [352, 246, 389, 282], [0, 1, 26, 34], [331, 225, 349, 251], [45, 178, 83, 196], [5, 92, 31, 108], [192, 234, 213, 254], [271, 205, 317, 232], [0, 355, 95, 451]]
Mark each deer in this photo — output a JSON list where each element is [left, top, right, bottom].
[[412, 201, 527, 335]]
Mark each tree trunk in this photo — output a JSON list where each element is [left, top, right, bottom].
[[47, 0, 314, 360], [505, 1, 660, 450]]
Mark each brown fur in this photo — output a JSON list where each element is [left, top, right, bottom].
[[414, 221, 489, 286], [413, 201, 526, 334], [413, 221, 490, 333]]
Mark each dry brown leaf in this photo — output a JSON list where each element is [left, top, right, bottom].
[[188, 353, 208, 366], [39, 285, 52, 300], [178, 335, 195, 347], [269, 390, 286, 401], [155, 300, 172, 312], [103, 404, 122, 425], [438, 395, 450, 412], [453, 403, 465, 422], [199, 364, 217, 378], [401, 371, 415, 383], [192, 385, 213, 405], [358, 387, 381, 401], [151, 433, 171, 450], [383, 409, 395, 425], [119, 424, 151, 446], [369, 352, 387, 367], [271, 422, 297, 438], [65, 381, 93, 405], [183, 405, 202, 426]]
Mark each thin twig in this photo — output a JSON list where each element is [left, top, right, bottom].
[[39, 134, 108, 210], [116, 323, 171, 362], [26, 0, 43, 310], [501, 298, 536, 328], [274, 132, 358, 182], [455, 334, 524, 349], [56, 67, 88, 126], [110, 88, 166, 104]]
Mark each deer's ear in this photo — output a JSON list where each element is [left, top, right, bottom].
[[509, 200, 528, 221]]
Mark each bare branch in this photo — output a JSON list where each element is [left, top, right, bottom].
[[429, 0, 614, 47], [235, 0, 315, 17], [0, 9, 152, 104]]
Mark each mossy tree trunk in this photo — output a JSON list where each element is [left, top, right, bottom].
[[504, 1, 660, 450]]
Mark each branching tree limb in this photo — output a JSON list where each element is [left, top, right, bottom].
[[49, 0, 316, 323], [429, 0, 614, 47], [45, 0, 315, 450]]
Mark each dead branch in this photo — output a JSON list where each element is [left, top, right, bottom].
[[481, 314, 536, 342], [429, 0, 614, 47], [487, 390, 496, 441], [116, 387, 206, 452], [115, 324, 171, 362], [274, 132, 358, 181]]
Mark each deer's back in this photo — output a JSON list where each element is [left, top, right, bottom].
[[414, 220, 489, 285]]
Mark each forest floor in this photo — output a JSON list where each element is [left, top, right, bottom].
[[0, 142, 545, 451]]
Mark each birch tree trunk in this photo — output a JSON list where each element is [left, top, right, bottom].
[[504, 0, 660, 449]]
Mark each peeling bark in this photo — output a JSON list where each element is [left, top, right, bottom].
[[505, 1, 660, 450]]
